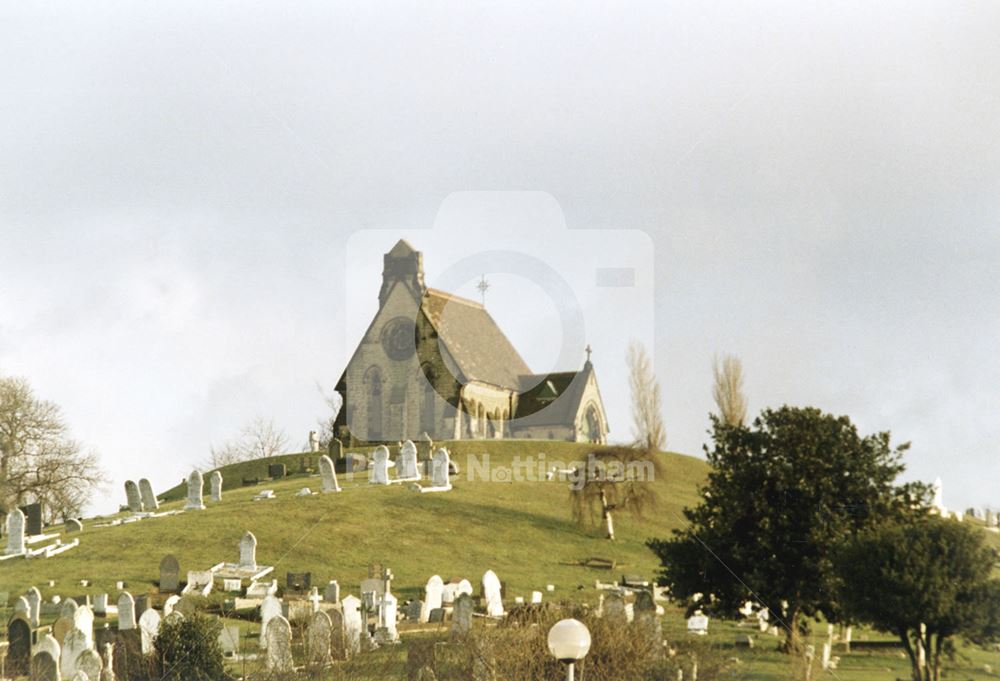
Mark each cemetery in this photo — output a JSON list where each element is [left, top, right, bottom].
[[1, 436, 998, 680]]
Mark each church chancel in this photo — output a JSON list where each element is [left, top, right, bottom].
[[334, 240, 609, 445]]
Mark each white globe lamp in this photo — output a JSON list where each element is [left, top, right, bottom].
[[547, 618, 591, 681]]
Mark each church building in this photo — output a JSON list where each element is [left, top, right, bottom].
[[333, 240, 609, 445]]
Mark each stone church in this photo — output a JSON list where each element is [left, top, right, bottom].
[[333, 240, 609, 445]]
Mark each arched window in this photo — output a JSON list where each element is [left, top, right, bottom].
[[366, 367, 383, 441], [585, 404, 603, 443]]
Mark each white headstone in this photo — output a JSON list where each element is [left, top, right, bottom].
[[185, 470, 205, 510], [398, 440, 419, 480], [138, 478, 159, 511], [342, 595, 363, 656], [239, 530, 257, 570], [482, 570, 503, 617], [117, 592, 136, 630], [138, 609, 161, 654], [61, 598, 80, 619], [163, 594, 181, 617], [431, 449, 452, 489], [319, 455, 341, 493], [687, 613, 709, 635], [210, 471, 223, 502], [377, 591, 398, 642], [5, 508, 26, 555], [36, 632, 61, 670], [259, 595, 283, 649], [530, 591, 543, 604], [265, 615, 293, 672], [73, 606, 95, 648], [26, 586, 42, 626], [420, 576, 444, 623], [309, 430, 320, 453], [370, 446, 390, 485], [61, 628, 90, 679]]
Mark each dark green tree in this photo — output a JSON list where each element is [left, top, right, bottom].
[[647, 406, 926, 652], [154, 613, 227, 681], [834, 516, 1000, 681]]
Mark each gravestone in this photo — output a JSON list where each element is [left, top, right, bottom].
[[603, 591, 626, 623], [376, 590, 399, 643], [265, 615, 293, 672], [36, 632, 61, 667], [65, 518, 83, 533], [7, 615, 32, 677], [239, 531, 257, 570], [268, 463, 286, 479], [259, 595, 283, 648], [287, 572, 311, 592], [210, 471, 223, 502], [328, 437, 343, 459], [26, 586, 42, 626], [418, 432, 434, 461], [20, 502, 43, 535], [328, 607, 347, 660], [431, 449, 452, 488], [53, 616, 74, 649], [32, 650, 60, 681], [398, 440, 420, 480], [138, 478, 159, 511], [530, 591, 543, 604], [124, 481, 143, 513], [13, 595, 30, 619], [370, 446, 390, 485], [162, 594, 181, 617], [5, 507, 26, 555], [307, 610, 333, 668], [61, 597, 80, 618], [687, 612, 709, 635], [74, 606, 95, 647], [309, 430, 320, 453], [324, 580, 340, 603], [184, 470, 205, 510], [340, 452, 367, 472], [403, 600, 423, 621], [159, 554, 180, 592], [452, 592, 474, 637], [319, 455, 341, 493], [138, 608, 161, 653], [219, 625, 241, 657], [117, 592, 136, 630], [420, 575, 444, 623], [76, 647, 103, 681], [482, 570, 504, 617], [61, 628, 90, 679], [342, 595, 363, 657]]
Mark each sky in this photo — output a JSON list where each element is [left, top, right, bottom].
[[1, 1, 999, 516]]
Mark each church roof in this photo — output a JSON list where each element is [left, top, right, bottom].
[[420, 288, 532, 390], [513, 362, 596, 426]]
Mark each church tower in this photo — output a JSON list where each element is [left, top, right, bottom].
[[378, 239, 426, 307]]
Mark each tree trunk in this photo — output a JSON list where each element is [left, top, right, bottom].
[[600, 489, 615, 540], [782, 606, 801, 654], [898, 630, 921, 681]]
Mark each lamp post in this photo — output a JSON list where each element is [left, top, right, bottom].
[[547, 618, 591, 681]]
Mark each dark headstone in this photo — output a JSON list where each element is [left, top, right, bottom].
[[328, 438, 343, 459], [31, 650, 59, 681], [159, 555, 180, 592], [64, 518, 83, 533], [7, 615, 32, 677], [286, 572, 311, 592], [428, 607, 445, 623], [134, 595, 150, 614], [403, 600, 423, 621], [19, 503, 42, 536], [268, 463, 286, 479]]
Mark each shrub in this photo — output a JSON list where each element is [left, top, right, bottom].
[[154, 613, 228, 681]]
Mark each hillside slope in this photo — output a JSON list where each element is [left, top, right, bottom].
[[0, 441, 708, 605]]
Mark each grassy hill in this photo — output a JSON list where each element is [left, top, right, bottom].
[[0, 441, 707, 605]]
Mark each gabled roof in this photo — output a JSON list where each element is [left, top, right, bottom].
[[420, 288, 532, 390], [513, 363, 596, 426]]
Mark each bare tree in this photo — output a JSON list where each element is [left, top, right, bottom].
[[570, 446, 662, 540], [712, 353, 748, 427], [314, 382, 343, 450], [627, 340, 666, 451], [209, 416, 288, 467], [0, 375, 108, 520]]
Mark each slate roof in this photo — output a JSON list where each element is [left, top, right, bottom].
[[420, 288, 532, 390]]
